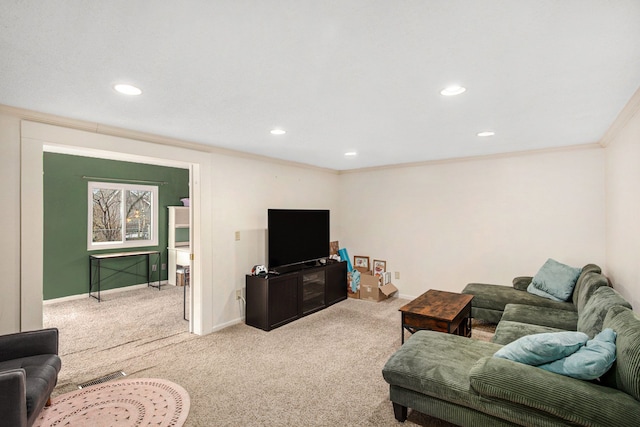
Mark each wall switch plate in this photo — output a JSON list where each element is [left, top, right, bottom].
[[161, 263, 166, 270], [395, 271, 400, 280], [235, 231, 241, 241]]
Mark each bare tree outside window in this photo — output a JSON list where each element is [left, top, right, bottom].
[[88, 182, 158, 250], [92, 188, 121, 242], [125, 190, 152, 240]]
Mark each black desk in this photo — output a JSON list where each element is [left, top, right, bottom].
[[89, 250, 161, 302]]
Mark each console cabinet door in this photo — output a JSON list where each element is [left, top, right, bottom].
[[301, 268, 326, 315], [325, 261, 347, 306], [268, 274, 300, 329]]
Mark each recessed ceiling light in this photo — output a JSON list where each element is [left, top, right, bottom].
[[113, 84, 142, 95], [477, 131, 495, 137], [344, 151, 357, 157], [270, 129, 286, 135], [440, 85, 466, 96]]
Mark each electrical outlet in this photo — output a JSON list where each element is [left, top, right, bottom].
[[161, 263, 166, 270], [235, 231, 241, 241], [235, 289, 242, 300], [395, 271, 400, 280], [152, 264, 157, 271]]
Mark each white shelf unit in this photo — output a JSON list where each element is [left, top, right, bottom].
[[167, 206, 190, 286]]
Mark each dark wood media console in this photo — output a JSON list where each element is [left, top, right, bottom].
[[245, 261, 348, 331]]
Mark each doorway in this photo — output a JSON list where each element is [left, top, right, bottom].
[[20, 120, 212, 335]]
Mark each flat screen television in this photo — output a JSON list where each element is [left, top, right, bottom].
[[268, 209, 330, 271]]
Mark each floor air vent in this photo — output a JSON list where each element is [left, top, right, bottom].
[[78, 370, 126, 389]]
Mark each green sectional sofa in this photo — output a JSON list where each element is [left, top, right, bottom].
[[462, 263, 603, 324], [382, 265, 640, 426]]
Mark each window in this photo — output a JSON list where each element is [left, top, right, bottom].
[[88, 182, 158, 250]]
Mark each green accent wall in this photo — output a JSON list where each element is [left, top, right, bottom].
[[43, 153, 189, 300]]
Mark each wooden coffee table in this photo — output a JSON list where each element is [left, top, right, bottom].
[[399, 289, 473, 344]]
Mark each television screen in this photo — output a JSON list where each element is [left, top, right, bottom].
[[268, 209, 330, 270]]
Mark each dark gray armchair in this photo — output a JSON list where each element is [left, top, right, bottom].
[[0, 328, 62, 427]]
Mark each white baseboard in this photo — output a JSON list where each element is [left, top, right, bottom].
[[208, 317, 244, 334], [43, 281, 171, 305]]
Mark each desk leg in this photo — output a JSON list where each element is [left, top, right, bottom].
[[89, 257, 92, 298], [147, 254, 151, 288], [89, 259, 102, 302], [148, 253, 162, 290], [156, 253, 161, 290], [89, 258, 93, 299], [97, 259, 101, 301]]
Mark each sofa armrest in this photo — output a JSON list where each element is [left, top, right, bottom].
[[0, 328, 58, 362], [512, 276, 532, 291], [0, 369, 28, 427], [470, 356, 640, 426]]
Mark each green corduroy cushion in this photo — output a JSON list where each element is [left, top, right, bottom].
[[463, 283, 575, 313], [501, 303, 578, 331], [492, 320, 566, 345], [470, 356, 640, 425], [571, 263, 602, 305], [512, 276, 532, 291], [382, 330, 501, 403], [574, 271, 609, 313], [578, 286, 632, 338], [601, 305, 640, 401]]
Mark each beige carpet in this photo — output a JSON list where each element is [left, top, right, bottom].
[[44, 287, 495, 426]]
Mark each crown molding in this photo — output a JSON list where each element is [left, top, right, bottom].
[[1, 102, 609, 176], [600, 85, 640, 147], [0, 104, 338, 174], [338, 143, 603, 175]]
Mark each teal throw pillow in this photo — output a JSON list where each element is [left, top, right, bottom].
[[527, 282, 564, 301], [528, 258, 582, 301], [539, 328, 616, 380], [494, 331, 588, 365]]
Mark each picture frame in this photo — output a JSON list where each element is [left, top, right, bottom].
[[373, 259, 386, 276], [353, 256, 370, 270]]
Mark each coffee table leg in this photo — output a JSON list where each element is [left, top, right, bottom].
[[401, 314, 405, 344]]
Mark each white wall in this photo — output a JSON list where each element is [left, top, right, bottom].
[[210, 153, 340, 327], [338, 147, 606, 299], [605, 89, 640, 308]]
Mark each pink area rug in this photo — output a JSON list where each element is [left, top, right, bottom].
[[34, 378, 190, 427]]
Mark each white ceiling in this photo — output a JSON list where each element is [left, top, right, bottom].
[[2, 1, 639, 170]]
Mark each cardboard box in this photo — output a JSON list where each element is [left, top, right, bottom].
[[360, 272, 380, 287], [360, 272, 398, 302], [176, 267, 190, 287], [176, 271, 185, 287]]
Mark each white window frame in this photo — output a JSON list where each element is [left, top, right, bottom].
[[87, 181, 159, 250]]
